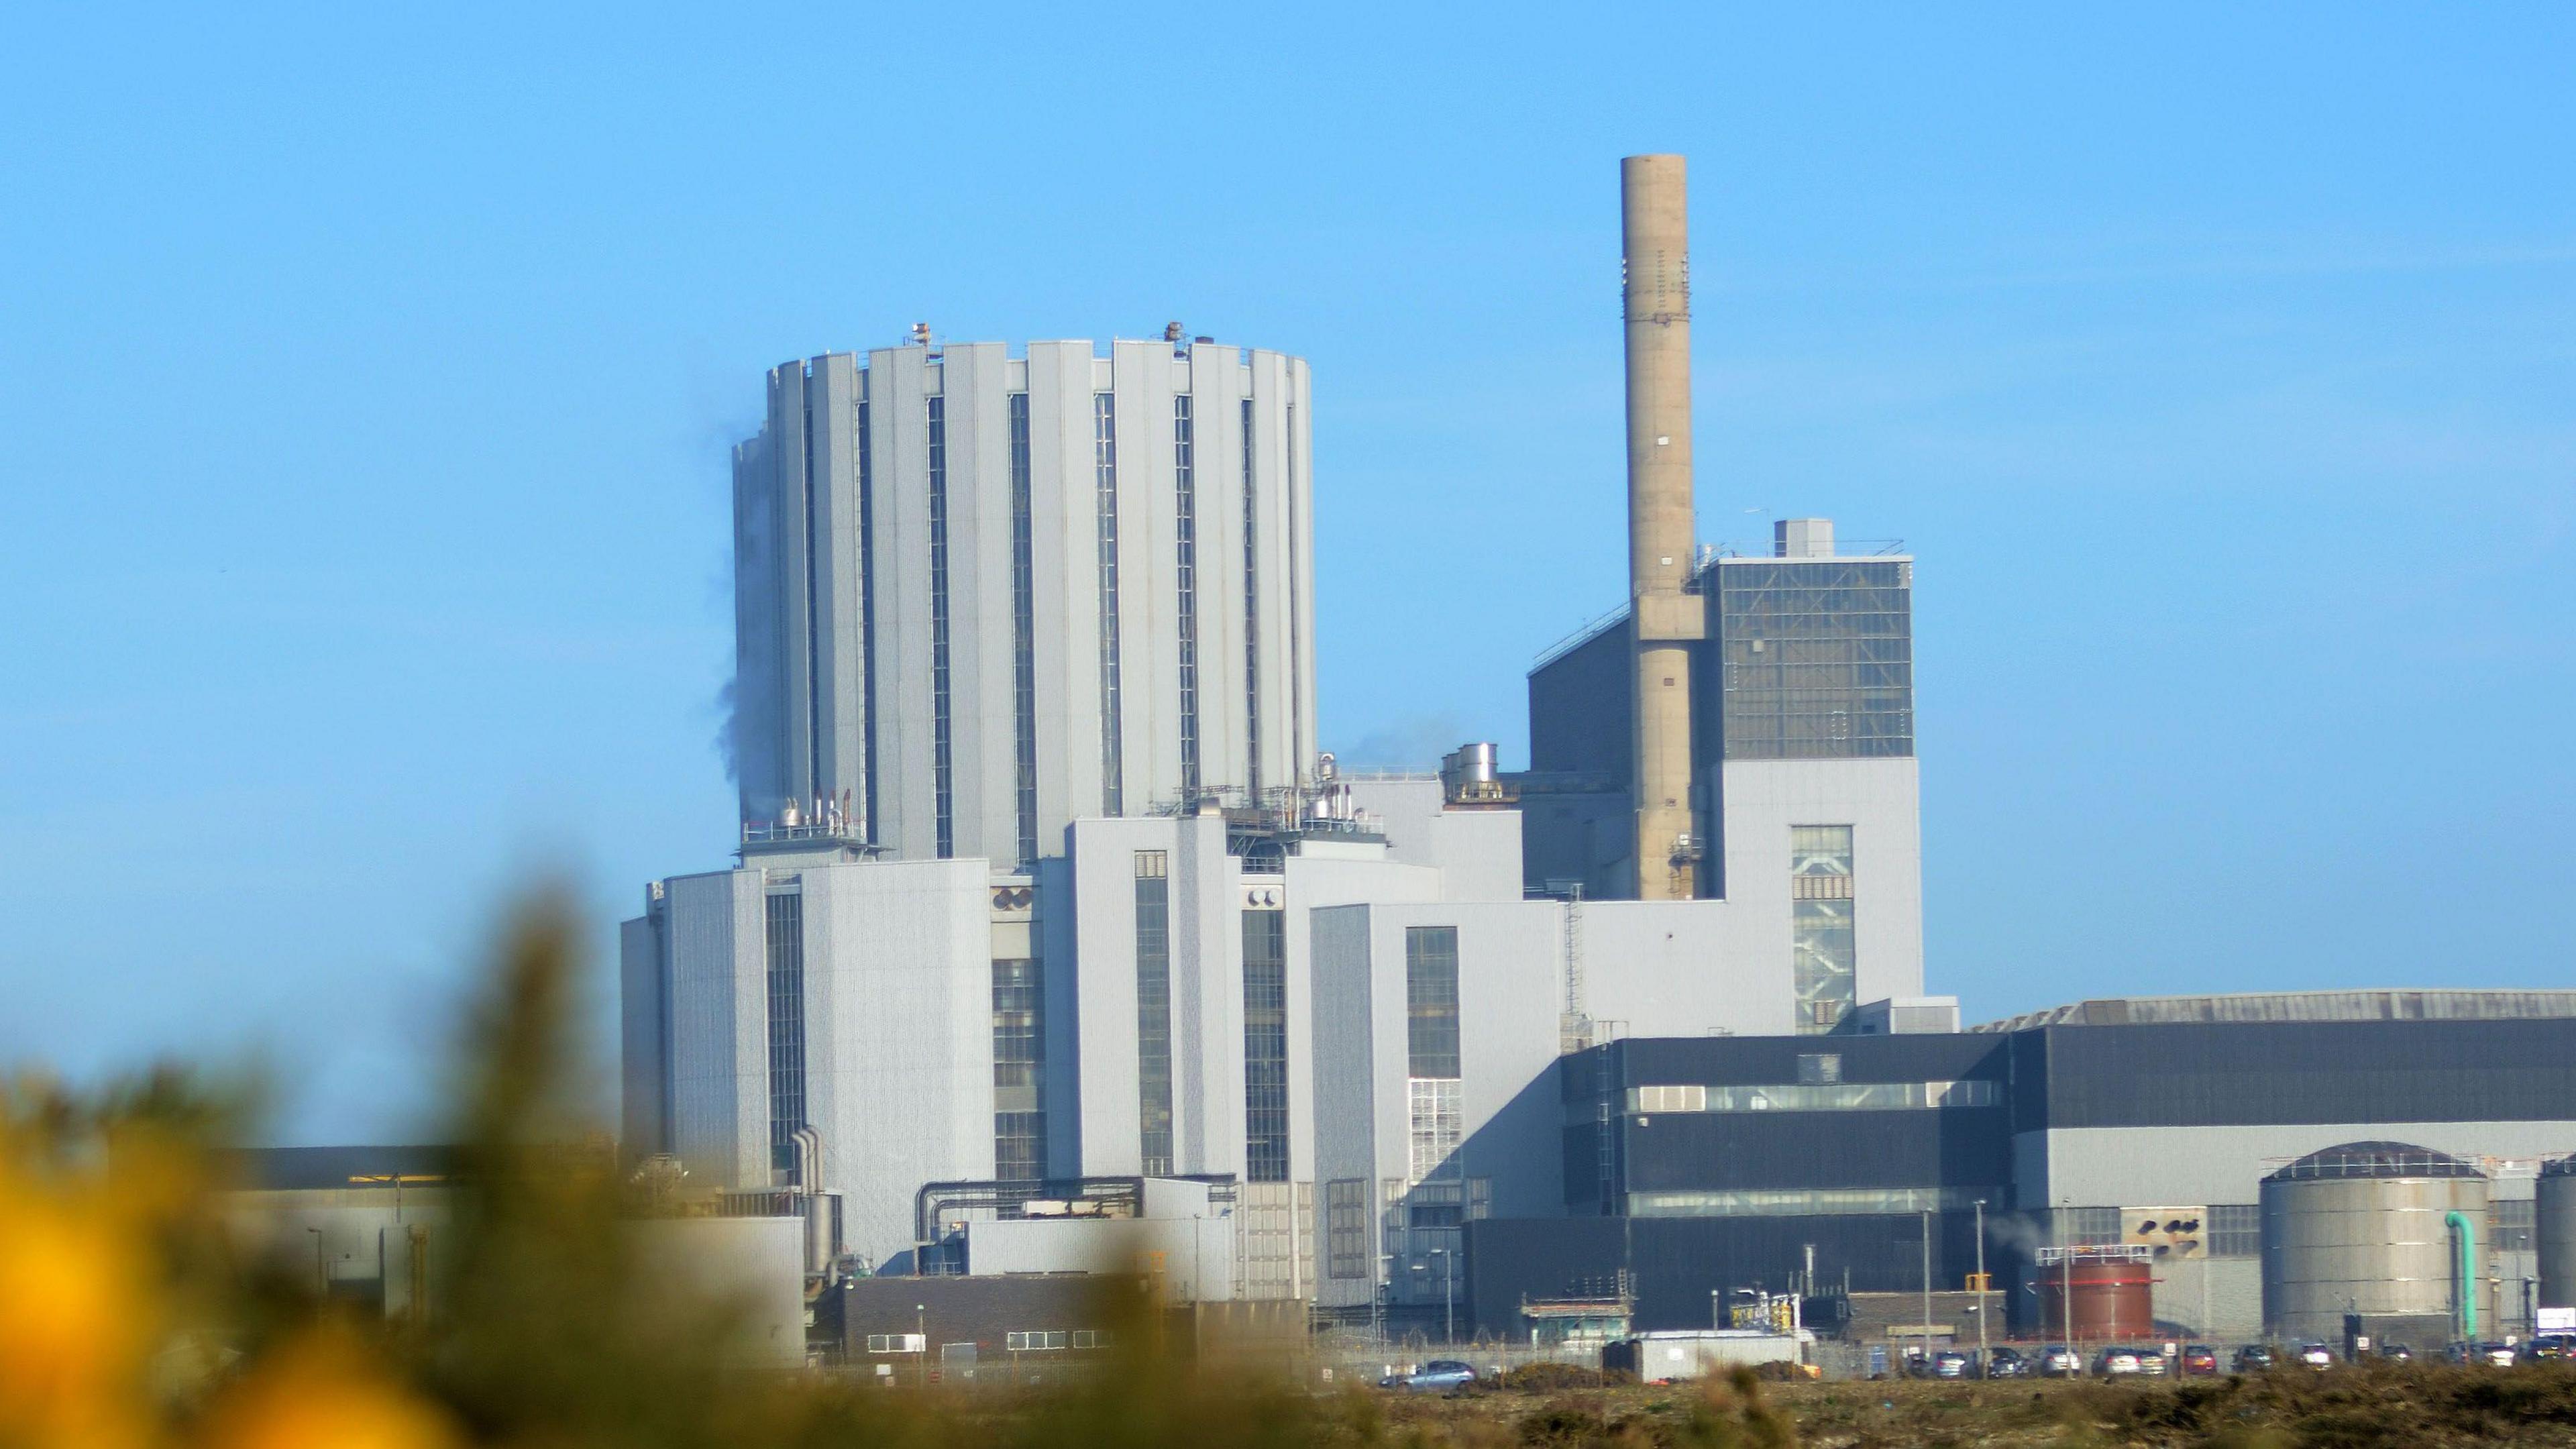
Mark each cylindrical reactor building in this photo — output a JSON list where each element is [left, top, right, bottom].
[[2536, 1156, 2576, 1312], [2261, 1141, 2488, 1345], [729, 338, 1320, 867]]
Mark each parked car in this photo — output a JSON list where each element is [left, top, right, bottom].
[[2233, 1345, 2276, 1372], [1381, 1360, 1477, 1393], [2131, 1347, 2169, 1376], [2294, 1341, 2334, 1370], [2447, 1342, 2518, 1368], [2041, 1344, 2083, 1378], [2377, 1343, 2414, 1363], [1985, 1347, 2033, 1379], [2522, 1334, 2576, 1363], [2180, 1344, 2220, 1376], [2093, 1346, 2147, 1377], [1931, 1350, 1974, 1379]]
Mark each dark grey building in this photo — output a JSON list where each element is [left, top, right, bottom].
[[1466, 991, 2576, 1340], [1516, 517, 1915, 904]]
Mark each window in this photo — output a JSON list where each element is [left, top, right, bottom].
[[1005, 1330, 1066, 1352], [1242, 910, 1289, 1183], [992, 957, 1045, 1180], [857, 397, 878, 843], [1796, 1053, 1843, 1084], [1409, 1203, 1462, 1229], [1071, 1329, 1114, 1350], [1133, 851, 1173, 1175], [1241, 396, 1260, 797], [801, 390, 822, 797], [2053, 1205, 2124, 1244], [1405, 926, 1462, 1183], [1326, 1179, 1369, 1280], [928, 396, 953, 857], [1408, 1077, 1460, 1185], [865, 1334, 924, 1354], [1285, 400, 1302, 776], [765, 892, 806, 1181], [2208, 1203, 2261, 1257], [1405, 927, 1460, 1078], [1173, 395, 1199, 796], [1626, 1079, 1997, 1114], [1008, 392, 1038, 867], [1716, 557, 1913, 760], [2497, 1197, 2535, 1252], [1790, 830, 1856, 1033], [1093, 393, 1124, 815]]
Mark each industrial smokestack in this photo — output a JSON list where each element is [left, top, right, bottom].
[[1621, 154, 1705, 900]]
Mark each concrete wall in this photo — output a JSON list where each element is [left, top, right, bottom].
[[966, 1215, 1236, 1301], [663, 868, 766, 1190], [2029, 1123, 2576, 1210], [627, 1216, 808, 1369], [1717, 757, 1925, 1016], [803, 857, 998, 1267]]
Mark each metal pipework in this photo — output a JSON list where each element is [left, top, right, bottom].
[[1621, 154, 1705, 899]]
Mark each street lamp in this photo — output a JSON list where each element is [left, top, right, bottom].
[[1429, 1248, 1455, 1344], [1919, 1210, 1933, 1369], [2059, 1195, 2076, 1364], [916, 1303, 927, 1388], [1974, 1199, 1990, 1373]]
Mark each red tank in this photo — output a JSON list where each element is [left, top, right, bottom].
[[2038, 1250, 2156, 1341]]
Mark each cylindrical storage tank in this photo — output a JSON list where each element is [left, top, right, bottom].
[[2537, 1157, 2576, 1313], [2261, 1141, 2488, 1346], [2037, 1250, 2155, 1342]]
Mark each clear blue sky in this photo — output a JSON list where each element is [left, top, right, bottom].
[[3, 4, 2569, 1143]]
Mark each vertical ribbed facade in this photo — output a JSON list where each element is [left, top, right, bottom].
[[731, 339, 1318, 867]]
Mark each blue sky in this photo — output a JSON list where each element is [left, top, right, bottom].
[[2, 4, 2569, 1142]]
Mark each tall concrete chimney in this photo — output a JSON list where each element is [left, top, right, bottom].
[[1621, 154, 1704, 900]]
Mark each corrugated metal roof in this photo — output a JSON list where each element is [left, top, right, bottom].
[[1970, 989, 2576, 1034]]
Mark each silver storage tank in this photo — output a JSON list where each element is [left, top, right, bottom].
[[2261, 1140, 2488, 1347], [2537, 1156, 2576, 1313]]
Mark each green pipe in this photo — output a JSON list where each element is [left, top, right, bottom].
[[2448, 1210, 2478, 1342]]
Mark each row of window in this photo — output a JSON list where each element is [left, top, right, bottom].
[[862, 1330, 1116, 1355], [926, 397, 955, 857], [1627, 1079, 2000, 1114], [1005, 1329, 1115, 1352], [764, 893, 806, 1181], [1173, 396, 1200, 795], [993, 956, 1045, 1180], [1007, 394, 1038, 867], [1790, 826, 1856, 1034], [1133, 851, 1175, 1176], [1629, 1186, 1996, 1218]]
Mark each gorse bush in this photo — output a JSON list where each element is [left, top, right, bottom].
[[0, 892, 1803, 1449]]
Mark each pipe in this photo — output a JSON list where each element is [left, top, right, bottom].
[[1621, 155, 1706, 900], [2450, 1210, 2479, 1342]]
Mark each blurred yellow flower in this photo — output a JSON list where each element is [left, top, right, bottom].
[[199, 1334, 460, 1449], [0, 1181, 148, 1447]]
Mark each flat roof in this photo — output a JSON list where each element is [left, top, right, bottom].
[[1970, 989, 2576, 1034]]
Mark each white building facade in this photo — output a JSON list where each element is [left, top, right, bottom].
[[728, 337, 1319, 867]]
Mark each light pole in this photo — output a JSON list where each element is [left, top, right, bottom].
[[307, 1226, 327, 1295], [916, 1303, 927, 1388], [1430, 1248, 1455, 1344], [1974, 1199, 1990, 1373], [1920, 1210, 1933, 1369], [2059, 1195, 2075, 1368]]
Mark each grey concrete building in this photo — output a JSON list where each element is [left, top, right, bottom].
[[727, 336, 1318, 867]]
